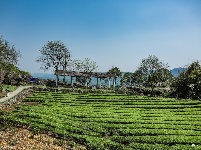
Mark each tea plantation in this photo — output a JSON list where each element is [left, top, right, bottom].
[[1, 91, 201, 149]]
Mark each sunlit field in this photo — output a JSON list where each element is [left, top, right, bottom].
[[1, 91, 201, 149]]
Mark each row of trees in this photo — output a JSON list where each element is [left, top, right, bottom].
[[36, 42, 171, 93], [121, 55, 173, 95], [0, 36, 31, 85], [120, 55, 201, 100], [36, 41, 98, 86], [1, 37, 199, 100], [37, 40, 201, 100]]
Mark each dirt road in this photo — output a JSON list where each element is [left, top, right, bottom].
[[0, 86, 32, 103]]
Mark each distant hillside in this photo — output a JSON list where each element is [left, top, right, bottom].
[[170, 68, 186, 77]]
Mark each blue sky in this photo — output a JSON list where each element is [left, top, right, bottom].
[[1, 0, 201, 74]]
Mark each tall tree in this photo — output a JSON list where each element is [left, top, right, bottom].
[[0, 36, 21, 83], [172, 61, 201, 99], [107, 67, 122, 88], [0, 36, 21, 67], [36, 41, 71, 85], [138, 55, 170, 95]]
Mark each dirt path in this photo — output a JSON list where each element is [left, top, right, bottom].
[[0, 86, 32, 103]]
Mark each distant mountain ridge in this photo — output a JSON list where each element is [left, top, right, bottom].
[[170, 68, 186, 77]]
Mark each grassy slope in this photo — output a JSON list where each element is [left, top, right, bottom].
[[1, 91, 201, 149]]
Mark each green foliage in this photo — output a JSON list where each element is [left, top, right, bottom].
[[107, 66, 122, 87], [147, 68, 173, 88], [74, 58, 98, 73], [107, 67, 122, 78], [171, 61, 201, 99], [1, 91, 201, 149], [137, 55, 172, 94], [19, 70, 32, 77], [121, 72, 134, 86], [132, 69, 146, 87], [73, 58, 98, 86], [0, 83, 3, 92], [0, 36, 31, 85], [139, 55, 166, 75], [0, 36, 21, 67], [36, 41, 71, 86], [1, 64, 32, 85]]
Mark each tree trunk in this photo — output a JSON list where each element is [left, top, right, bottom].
[[108, 78, 111, 88], [55, 67, 59, 87], [151, 85, 154, 96], [99, 78, 102, 88], [85, 81, 88, 89], [113, 78, 116, 89], [96, 77, 99, 88], [56, 75, 59, 87], [71, 76, 73, 86], [63, 75, 66, 83]]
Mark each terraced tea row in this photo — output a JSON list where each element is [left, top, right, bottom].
[[1, 91, 201, 149]]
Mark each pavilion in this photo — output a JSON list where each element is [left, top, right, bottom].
[[55, 70, 115, 88]]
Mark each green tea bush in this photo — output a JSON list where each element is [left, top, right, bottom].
[[1, 91, 201, 149]]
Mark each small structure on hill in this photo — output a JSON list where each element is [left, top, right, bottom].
[[55, 70, 114, 88]]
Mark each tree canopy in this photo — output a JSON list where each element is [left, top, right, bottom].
[[73, 58, 98, 73], [73, 58, 98, 86], [36, 41, 71, 72], [107, 67, 122, 87], [172, 61, 201, 99], [138, 55, 172, 94], [0, 36, 21, 70], [36, 41, 71, 84], [0, 36, 32, 85], [121, 72, 133, 86], [132, 69, 146, 87]]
